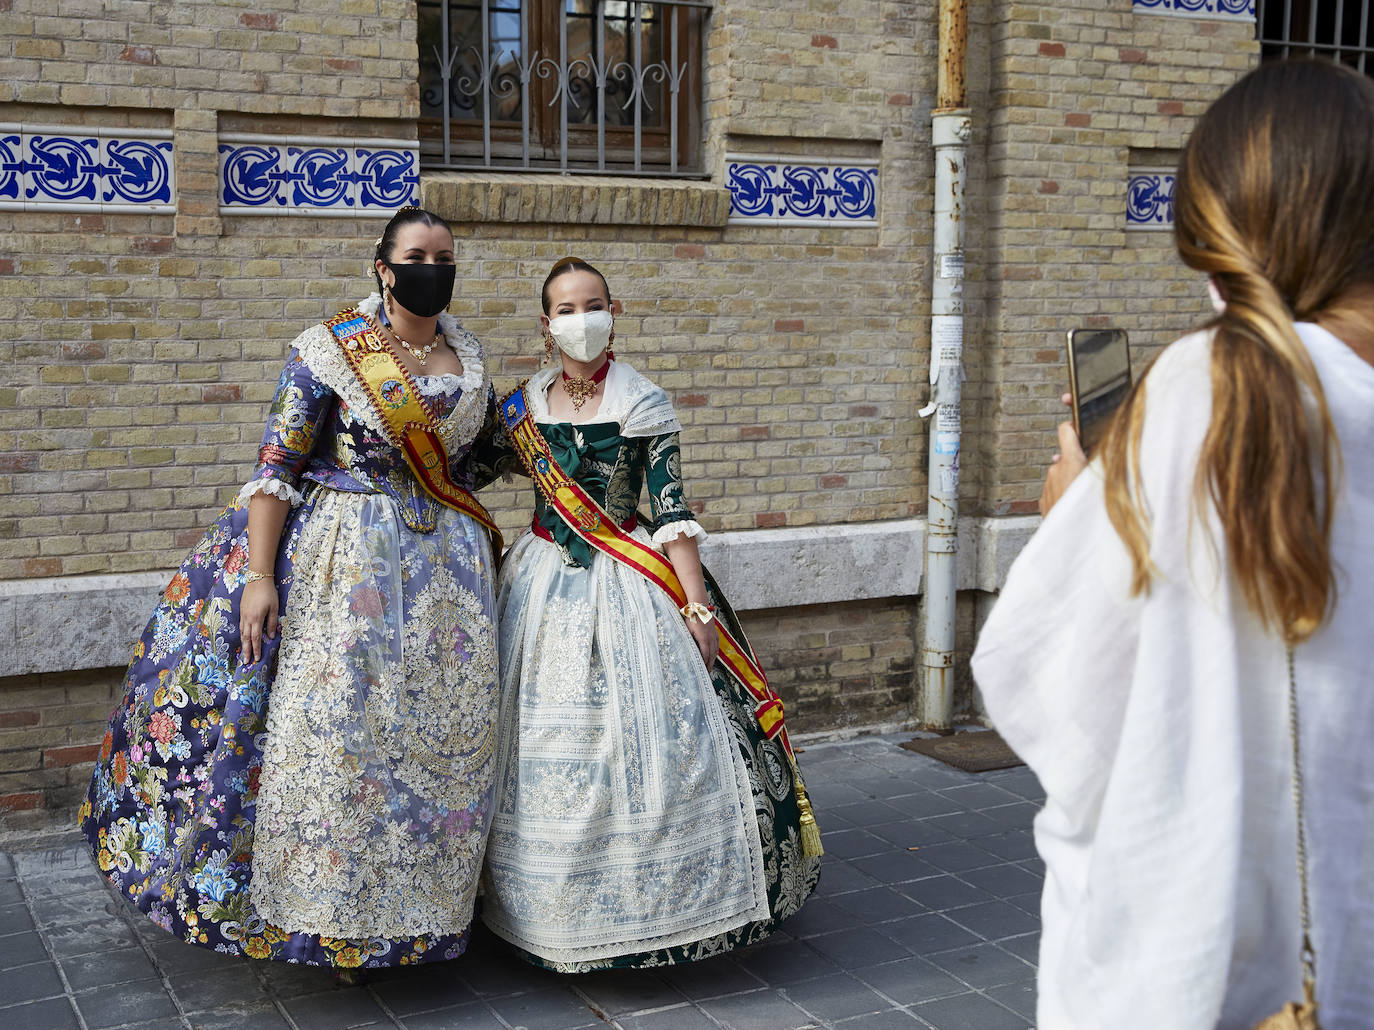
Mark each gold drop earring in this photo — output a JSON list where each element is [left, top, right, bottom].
[[384, 281, 395, 316], [543, 329, 554, 364]]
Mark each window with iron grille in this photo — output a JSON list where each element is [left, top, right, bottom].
[[418, 1, 709, 176], [1258, 0, 1374, 72]]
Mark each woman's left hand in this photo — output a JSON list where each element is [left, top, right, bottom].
[[686, 615, 719, 673], [1040, 419, 1088, 516]]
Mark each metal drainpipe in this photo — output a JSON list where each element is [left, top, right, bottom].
[[918, 0, 970, 731]]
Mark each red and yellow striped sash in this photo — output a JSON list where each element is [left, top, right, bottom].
[[326, 309, 503, 555]]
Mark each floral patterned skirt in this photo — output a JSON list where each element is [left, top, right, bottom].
[[79, 485, 499, 968], [482, 531, 820, 972]]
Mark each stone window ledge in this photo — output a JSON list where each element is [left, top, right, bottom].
[[420, 172, 732, 227]]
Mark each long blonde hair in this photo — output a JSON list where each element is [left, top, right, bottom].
[[1102, 60, 1374, 643]]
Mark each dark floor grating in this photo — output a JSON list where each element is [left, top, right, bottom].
[[899, 730, 1025, 773]]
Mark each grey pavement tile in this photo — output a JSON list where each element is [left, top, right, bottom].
[[399, 1001, 509, 1030], [935, 782, 1025, 811], [0, 877, 24, 907], [0, 901, 36, 934], [811, 860, 881, 897], [655, 956, 763, 1001], [1015, 857, 1045, 879], [186, 1001, 295, 1030], [454, 952, 564, 997], [44, 919, 138, 960], [880, 791, 966, 820], [168, 965, 271, 1015], [847, 775, 933, 801], [827, 799, 910, 826], [59, 944, 162, 991], [369, 968, 481, 1016], [853, 955, 967, 1006], [74, 980, 180, 1029], [251, 959, 337, 999], [616, 1003, 721, 1029], [805, 783, 870, 808], [28, 892, 126, 931], [818, 828, 891, 861], [898, 875, 994, 913], [906, 842, 1002, 875], [972, 830, 1039, 862], [0, 928, 50, 967], [0, 957, 65, 1006], [986, 980, 1038, 1021], [0, 853, 15, 878], [983, 770, 1045, 803], [868, 819, 955, 850], [879, 913, 981, 955], [924, 810, 1005, 840], [828, 886, 926, 925], [279, 986, 389, 1030], [781, 971, 898, 1022], [486, 986, 600, 1030], [0, 996, 81, 1030], [150, 938, 249, 977], [779, 896, 865, 938], [572, 969, 684, 1016], [834, 1008, 926, 1027], [941, 901, 1040, 942], [914, 990, 1033, 1030], [956, 863, 1043, 899], [849, 850, 941, 885], [803, 927, 908, 971], [1006, 892, 1040, 917], [699, 987, 821, 1030], [734, 938, 841, 985], [996, 932, 1040, 965], [924, 943, 1035, 991]]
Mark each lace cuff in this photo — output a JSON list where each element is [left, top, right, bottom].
[[651, 519, 707, 546], [237, 476, 304, 507]]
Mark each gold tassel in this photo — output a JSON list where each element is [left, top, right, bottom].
[[794, 774, 823, 858]]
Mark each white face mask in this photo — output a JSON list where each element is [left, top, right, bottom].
[[547, 310, 613, 363]]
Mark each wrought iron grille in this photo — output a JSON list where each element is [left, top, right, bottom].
[[1258, 0, 1374, 72], [418, 1, 710, 176]]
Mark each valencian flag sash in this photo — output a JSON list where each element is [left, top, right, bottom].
[[500, 382, 821, 856], [326, 309, 503, 556]]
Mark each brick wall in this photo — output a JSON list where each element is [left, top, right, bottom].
[[0, 0, 1259, 830]]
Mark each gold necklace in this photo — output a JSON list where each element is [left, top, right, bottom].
[[370, 315, 441, 367]]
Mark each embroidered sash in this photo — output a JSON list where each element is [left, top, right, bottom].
[[326, 310, 503, 555], [500, 384, 792, 754]]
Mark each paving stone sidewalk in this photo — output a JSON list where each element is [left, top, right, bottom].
[[0, 734, 1043, 1030]]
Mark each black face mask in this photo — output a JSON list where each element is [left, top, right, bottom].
[[384, 262, 456, 318]]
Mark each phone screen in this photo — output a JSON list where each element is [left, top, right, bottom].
[[1067, 328, 1132, 453]]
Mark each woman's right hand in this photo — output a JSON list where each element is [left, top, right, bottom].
[[239, 579, 279, 665]]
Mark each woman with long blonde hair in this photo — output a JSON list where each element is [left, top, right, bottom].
[[972, 60, 1374, 1028]]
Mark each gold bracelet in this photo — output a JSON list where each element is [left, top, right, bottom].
[[680, 601, 715, 624], [244, 570, 273, 585]]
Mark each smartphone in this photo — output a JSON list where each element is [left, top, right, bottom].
[[1066, 328, 1132, 453]]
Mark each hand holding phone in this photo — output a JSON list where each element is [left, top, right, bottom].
[[1067, 328, 1133, 453]]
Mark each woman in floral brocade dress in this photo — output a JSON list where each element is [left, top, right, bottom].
[[473, 257, 820, 972], [79, 209, 503, 969]]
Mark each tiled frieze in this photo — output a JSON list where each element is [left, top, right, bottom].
[[724, 154, 879, 227], [218, 135, 421, 217], [1133, 0, 1256, 20], [1126, 168, 1176, 230], [0, 125, 175, 214]]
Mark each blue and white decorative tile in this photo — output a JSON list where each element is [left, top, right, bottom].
[[1133, 0, 1255, 20], [1126, 168, 1175, 230], [219, 135, 420, 217], [354, 146, 420, 212], [0, 129, 26, 207], [725, 154, 879, 228], [99, 135, 174, 210], [0, 124, 174, 213]]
